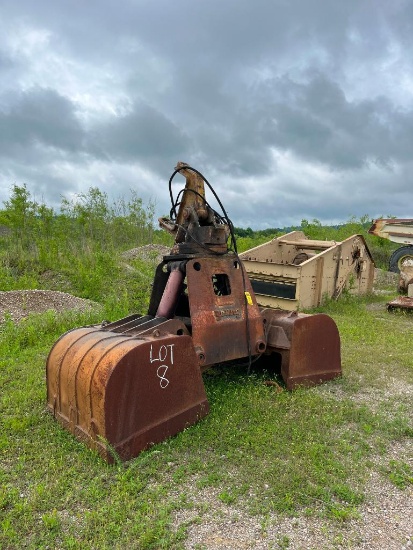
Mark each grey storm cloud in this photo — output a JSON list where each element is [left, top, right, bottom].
[[0, 0, 412, 227], [0, 88, 84, 156], [92, 102, 192, 167], [255, 74, 413, 169]]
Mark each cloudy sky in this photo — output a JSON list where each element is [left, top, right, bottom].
[[1, 0, 413, 229]]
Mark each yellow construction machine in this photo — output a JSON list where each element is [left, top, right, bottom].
[[46, 163, 341, 462]]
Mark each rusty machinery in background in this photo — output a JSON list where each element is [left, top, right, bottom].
[[241, 231, 375, 312], [46, 163, 341, 463], [369, 218, 413, 310]]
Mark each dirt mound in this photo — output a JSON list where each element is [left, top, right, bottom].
[[0, 290, 100, 324], [121, 244, 171, 264], [0, 244, 173, 325]]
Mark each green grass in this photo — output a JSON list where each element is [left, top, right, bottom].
[[1, 290, 412, 549]]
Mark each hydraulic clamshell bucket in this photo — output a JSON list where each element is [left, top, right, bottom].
[[46, 317, 209, 462], [46, 162, 342, 463]]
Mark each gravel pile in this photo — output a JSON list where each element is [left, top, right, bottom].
[[121, 244, 171, 264], [0, 244, 172, 326], [0, 290, 99, 324], [374, 268, 399, 287]]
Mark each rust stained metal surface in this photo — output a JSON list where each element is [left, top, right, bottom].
[[185, 256, 266, 369], [387, 296, 413, 312], [175, 161, 208, 227], [261, 308, 341, 389], [46, 317, 209, 462]]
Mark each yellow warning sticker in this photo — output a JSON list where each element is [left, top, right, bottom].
[[245, 291, 253, 305]]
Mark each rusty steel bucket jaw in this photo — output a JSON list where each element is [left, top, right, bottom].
[[46, 316, 209, 463], [261, 308, 342, 389]]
